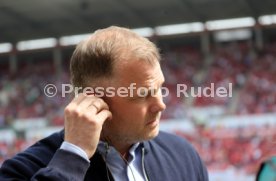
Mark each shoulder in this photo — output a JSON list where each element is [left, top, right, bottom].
[[0, 130, 64, 179], [145, 131, 209, 181], [155, 131, 189, 143], [146, 131, 201, 164], [152, 131, 195, 152], [22, 130, 64, 159]]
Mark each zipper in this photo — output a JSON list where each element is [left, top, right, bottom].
[[104, 142, 112, 181], [104, 142, 110, 153], [142, 147, 150, 181]]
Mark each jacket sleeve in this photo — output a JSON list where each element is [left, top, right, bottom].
[[32, 149, 90, 181], [0, 130, 91, 181], [0, 149, 90, 181]]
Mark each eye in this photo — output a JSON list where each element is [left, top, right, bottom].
[[137, 88, 149, 98], [152, 87, 161, 96], [137, 92, 149, 98]]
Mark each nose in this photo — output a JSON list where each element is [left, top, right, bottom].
[[150, 93, 166, 113]]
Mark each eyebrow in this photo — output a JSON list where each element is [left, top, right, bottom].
[[138, 83, 164, 95]]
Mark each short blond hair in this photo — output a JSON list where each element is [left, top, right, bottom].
[[70, 26, 160, 88]]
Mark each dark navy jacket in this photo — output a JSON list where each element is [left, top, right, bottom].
[[0, 130, 209, 181]]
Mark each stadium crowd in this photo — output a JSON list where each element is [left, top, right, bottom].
[[1, 41, 276, 176]]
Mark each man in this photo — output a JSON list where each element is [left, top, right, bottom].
[[0, 26, 208, 181]]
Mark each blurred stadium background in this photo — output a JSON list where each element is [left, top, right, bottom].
[[1, 0, 276, 180]]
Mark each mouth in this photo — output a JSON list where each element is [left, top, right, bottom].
[[146, 118, 160, 127]]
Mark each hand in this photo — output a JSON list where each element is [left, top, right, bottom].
[[64, 93, 112, 158]]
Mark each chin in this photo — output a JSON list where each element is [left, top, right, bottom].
[[145, 128, 160, 140]]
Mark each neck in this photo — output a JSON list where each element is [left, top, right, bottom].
[[115, 143, 132, 160], [101, 136, 133, 160]]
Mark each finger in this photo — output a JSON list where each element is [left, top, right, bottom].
[[66, 93, 99, 115], [89, 98, 109, 113], [71, 93, 88, 105], [95, 109, 112, 124], [65, 93, 87, 113], [77, 95, 98, 110]]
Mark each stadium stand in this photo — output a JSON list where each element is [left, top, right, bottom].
[[1, 41, 276, 179]]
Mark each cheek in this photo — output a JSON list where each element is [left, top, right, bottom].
[[104, 97, 122, 114], [116, 104, 148, 125], [130, 105, 148, 121], [107, 97, 149, 120]]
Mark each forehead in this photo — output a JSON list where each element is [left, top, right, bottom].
[[113, 59, 164, 87]]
